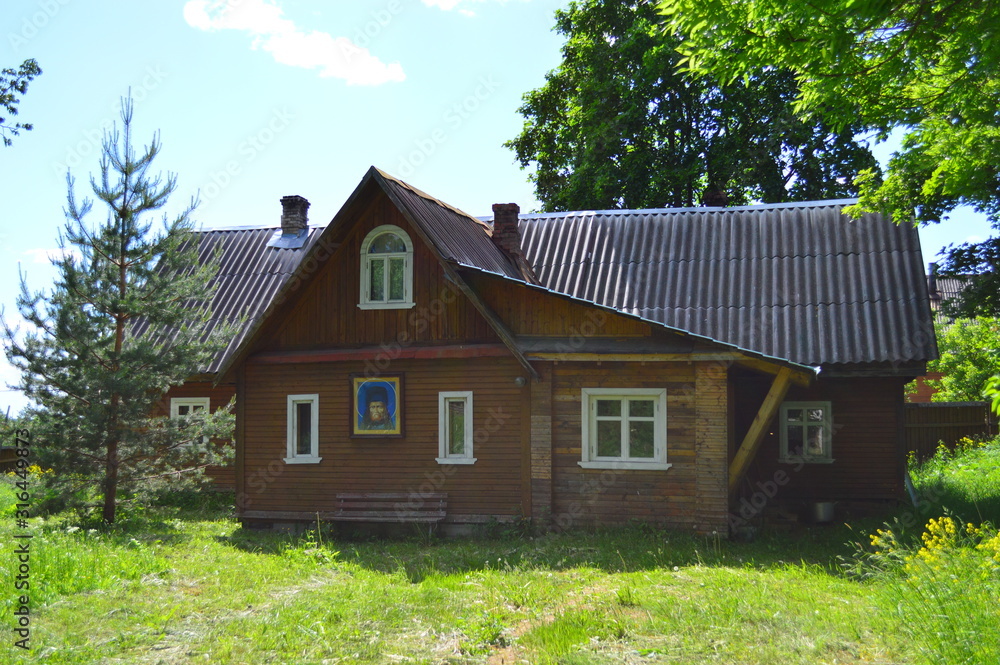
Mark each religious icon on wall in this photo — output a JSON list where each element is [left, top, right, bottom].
[[351, 374, 403, 437]]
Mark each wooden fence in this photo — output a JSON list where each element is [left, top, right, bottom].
[[904, 401, 997, 460]]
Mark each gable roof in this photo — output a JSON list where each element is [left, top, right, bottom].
[[160, 226, 324, 376], [214, 167, 543, 382], [208, 170, 935, 383], [486, 201, 937, 367]]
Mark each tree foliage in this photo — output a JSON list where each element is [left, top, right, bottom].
[[2, 99, 234, 523], [506, 0, 878, 212], [661, 0, 1000, 314], [923, 319, 1000, 403], [1, 58, 41, 147]]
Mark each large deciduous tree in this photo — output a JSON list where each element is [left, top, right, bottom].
[[661, 0, 1000, 316], [920, 319, 1000, 402], [2, 98, 234, 523], [507, 0, 878, 212], [1, 58, 41, 147]]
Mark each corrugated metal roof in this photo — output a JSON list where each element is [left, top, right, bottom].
[[376, 170, 525, 280], [484, 201, 936, 367], [928, 275, 968, 323], [137, 226, 324, 375]]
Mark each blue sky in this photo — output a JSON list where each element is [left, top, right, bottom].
[[0, 0, 993, 415]]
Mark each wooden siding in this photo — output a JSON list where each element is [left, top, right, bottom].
[[468, 272, 652, 338], [158, 382, 237, 489], [239, 357, 525, 521], [733, 374, 908, 502], [546, 361, 729, 533], [263, 191, 500, 351], [904, 402, 997, 460]]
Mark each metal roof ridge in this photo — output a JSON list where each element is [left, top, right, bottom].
[[477, 199, 860, 221], [192, 224, 327, 233], [375, 168, 493, 232]]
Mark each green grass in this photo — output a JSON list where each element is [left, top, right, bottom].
[[909, 435, 1000, 524], [0, 440, 997, 664]]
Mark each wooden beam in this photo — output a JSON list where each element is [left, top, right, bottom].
[[248, 343, 510, 365], [526, 352, 740, 362], [446, 268, 540, 380], [733, 356, 814, 386], [728, 366, 794, 494]]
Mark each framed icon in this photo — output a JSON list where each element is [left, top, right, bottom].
[[351, 374, 403, 437]]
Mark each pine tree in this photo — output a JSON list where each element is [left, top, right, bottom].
[[2, 98, 234, 522]]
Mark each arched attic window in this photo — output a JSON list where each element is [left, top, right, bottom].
[[359, 225, 415, 309]]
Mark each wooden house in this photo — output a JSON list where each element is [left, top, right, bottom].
[[155, 197, 326, 488], [200, 167, 937, 532]]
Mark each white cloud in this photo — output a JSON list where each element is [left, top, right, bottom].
[[183, 0, 405, 86], [421, 0, 504, 17], [22, 247, 82, 265]]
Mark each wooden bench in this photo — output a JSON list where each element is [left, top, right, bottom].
[[332, 492, 447, 523]]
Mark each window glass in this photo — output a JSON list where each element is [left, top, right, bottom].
[[629, 399, 654, 418], [597, 420, 622, 457], [369, 259, 385, 301], [296, 402, 312, 456], [597, 399, 621, 417], [780, 402, 832, 462], [368, 232, 407, 254], [447, 399, 465, 455], [629, 421, 655, 458], [388, 257, 405, 301]]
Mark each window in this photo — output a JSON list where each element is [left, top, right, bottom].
[[170, 397, 210, 445], [437, 391, 476, 464], [579, 388, 670, 470], [285, 394, 321, 464], [779, 401, 833, 463], [359, 225, 414, 309]]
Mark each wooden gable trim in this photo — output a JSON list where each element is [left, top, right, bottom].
[[248, 343, 511, 365], [216, 167, 516, 383], [440, 268, 539, 380], [373, 171, 539, 380], [728, 366, 794, 494]]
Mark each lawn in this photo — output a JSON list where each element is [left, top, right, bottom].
[[1, 438, 998, 664]]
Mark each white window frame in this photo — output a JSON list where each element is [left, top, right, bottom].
[[170, 397, 211, 445], [437, 391, 476, 464], [579, 388, 670, 470], [779, 401, 834, 464], [358, 224, 415, 310], [285, 394, 322, 464]]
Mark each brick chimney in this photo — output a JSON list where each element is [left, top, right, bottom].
[[491, 203, 537, 284], [280, 195, 310, 235], [492, 203, 521, 256], [702, 188, 728, 207]]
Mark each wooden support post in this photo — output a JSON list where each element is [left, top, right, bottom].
[[728, 367, 793, 494]]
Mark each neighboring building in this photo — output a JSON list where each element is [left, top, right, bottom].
[[908, 264, 968, 403], [185, 167, 938, 533]]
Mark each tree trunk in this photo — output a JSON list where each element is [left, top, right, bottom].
[[102, 434, 118, 523]]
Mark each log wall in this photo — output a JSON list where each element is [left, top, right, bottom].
[[544, 360, 729, 533], [734, 374, 908, 502], [239, 357, 525, 521]]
